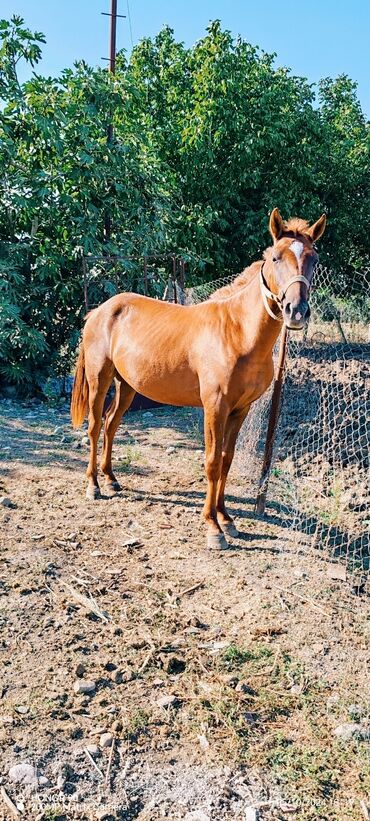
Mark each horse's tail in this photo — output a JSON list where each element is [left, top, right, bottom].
[[71, 342, 89, 428]]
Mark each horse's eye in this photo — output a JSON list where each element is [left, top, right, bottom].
[[272, 255, 280, 263]]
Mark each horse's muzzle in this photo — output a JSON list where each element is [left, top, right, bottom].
[[284, 300, 310, 330]]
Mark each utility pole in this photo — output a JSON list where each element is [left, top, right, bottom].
[[102, 0, 125, 241]]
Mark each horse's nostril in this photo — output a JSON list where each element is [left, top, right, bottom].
[[285, 302, 292, 316]]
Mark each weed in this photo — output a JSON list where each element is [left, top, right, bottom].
[[221, 643, 272, 671], [126, 708, 150, 741], [117, 446, 142, 471]]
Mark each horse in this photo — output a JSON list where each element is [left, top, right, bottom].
[[71, 208, 326, 549]]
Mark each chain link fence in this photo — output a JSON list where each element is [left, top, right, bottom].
[[187, 264, 370, 595]]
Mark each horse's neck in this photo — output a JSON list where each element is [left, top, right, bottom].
[[230, 260, 282, 356]]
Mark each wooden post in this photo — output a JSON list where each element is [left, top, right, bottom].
[[255, 325, 289, 515], [82, 257, 89, 311]]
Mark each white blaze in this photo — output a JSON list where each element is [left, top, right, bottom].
[[290, 240, 304, 262]]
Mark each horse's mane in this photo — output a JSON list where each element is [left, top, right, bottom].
[[208, 261, 261, 302], [208, 218, 310, 302]]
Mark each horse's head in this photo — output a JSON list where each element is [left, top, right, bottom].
[[267, 208, 327, 330]]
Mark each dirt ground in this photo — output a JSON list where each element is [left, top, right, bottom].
[[0, 398, 369, 821]]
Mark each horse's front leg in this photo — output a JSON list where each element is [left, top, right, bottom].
[[203, 397, 229, 550], [216, 405, 250, 538]]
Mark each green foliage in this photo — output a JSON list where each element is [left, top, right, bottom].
[[0, 16, 369, 391]]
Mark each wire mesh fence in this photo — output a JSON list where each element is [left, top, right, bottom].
[[81, 253, 187, 310], [187, 263, 370, 595]]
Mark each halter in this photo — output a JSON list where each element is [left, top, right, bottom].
[[259, 261, 311, 322]]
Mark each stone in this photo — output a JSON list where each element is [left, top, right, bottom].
[[85, 743, 100, 758], [57, 773, 66, 790], [244, 809, 258, 821], [73, 680, 95, 695], [166, 446, 176, 454], [0, 497, 13, 508], [100, 732, 113, 748], [197, 734, 209, 750], [9, 763, 38, 785], [0, 715, 14, 726], [348, 703, 365, 719], [75, 663, 86, 678], [156, 694, 177, 709], [333, 723, 368, 741], [184, 813, 210, 821], [112, 719, 123, 732]]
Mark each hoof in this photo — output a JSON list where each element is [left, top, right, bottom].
[[206, 532, 229, 551], [220, 521, 239, 539], [86, 486, 101, 501], [105, 480, 122, 493]]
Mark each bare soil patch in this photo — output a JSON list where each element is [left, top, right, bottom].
[[0, 399, 369, 820]]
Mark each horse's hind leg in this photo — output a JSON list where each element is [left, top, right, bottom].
[[101, 376, 136, 492], [85, 361, 114, 501]]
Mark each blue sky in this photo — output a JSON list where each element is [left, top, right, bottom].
[[2, 0, 369, 116]]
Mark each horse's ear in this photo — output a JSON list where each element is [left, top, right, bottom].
[[307, 213, 327, 242], [269, 207, 284, 241]]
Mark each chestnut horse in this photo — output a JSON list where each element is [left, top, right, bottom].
[[71, 208, 326, 548]]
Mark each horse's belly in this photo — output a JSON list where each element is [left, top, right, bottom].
[[115, 355, 202, 407]]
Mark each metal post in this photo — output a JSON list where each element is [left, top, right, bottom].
[[104, 0, 119, 242], [255, 326, 289, 515]]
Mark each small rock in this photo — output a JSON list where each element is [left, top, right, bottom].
[[348, 703, 365, 719], [333, 722, 368, 741], [9, 763, 38, 785], [57, 773, 66, 790], [327, 563, 347, 582], [184, 813, 210, 821], [197, 734, 209, 750], [0, 715, 14, 726], [0, 496, 13, 508], [166, 446, 176, 454], [327, 693, 340, 709], [244, 809, 258, 821], [156, 694, 177, 709], [113, 670, 123, 684], [112, 719, 123, 732], [85, 743, 100, 758], [73, 680, 95, 695], [75, 663, 86, 678], [38, 775, 50, 787], [312, 642, 325, 654], [100, 732, 113, 748], [15, 705, 28, 715], [81, 436, 89, 446]]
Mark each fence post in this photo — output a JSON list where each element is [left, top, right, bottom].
[[82, 257, 89, 312]]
